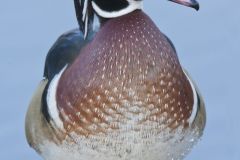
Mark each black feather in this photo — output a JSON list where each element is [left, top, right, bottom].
[[42, 29, 96, 121], [74, 0, 94, 38], [43, 29, 96, 80], [92, 0, 129, 12]]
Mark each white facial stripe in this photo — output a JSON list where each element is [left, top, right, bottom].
[[47, 65, 67, 130], [91, 0, 143, 18], [82, 0, 89, 21], [183, 70, 198, 125], [84, 12, 89, 38]]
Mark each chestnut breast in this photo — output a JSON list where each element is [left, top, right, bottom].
[[56, 10, 193, 136]]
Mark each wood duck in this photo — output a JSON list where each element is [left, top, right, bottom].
[[25, 0, 206, 160]]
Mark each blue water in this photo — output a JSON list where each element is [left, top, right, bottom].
[[0, 1, 239, 159]]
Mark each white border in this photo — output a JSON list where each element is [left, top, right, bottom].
[[47, 65, 67, 129], [183, 70, 198, 125]]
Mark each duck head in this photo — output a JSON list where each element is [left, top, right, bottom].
[[74, 0, 199, 37]]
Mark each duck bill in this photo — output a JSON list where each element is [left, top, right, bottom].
[[169, 0, 200, 11]]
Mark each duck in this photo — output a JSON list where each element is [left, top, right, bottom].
[[25, 0, 206, 160]]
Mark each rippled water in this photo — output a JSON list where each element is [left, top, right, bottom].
[[0, 1, 239, 160]]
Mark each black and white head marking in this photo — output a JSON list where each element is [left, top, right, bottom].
[[74, 0, 94, 38], [74, 0, 142, 38], [92, 0, 143, 18]]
